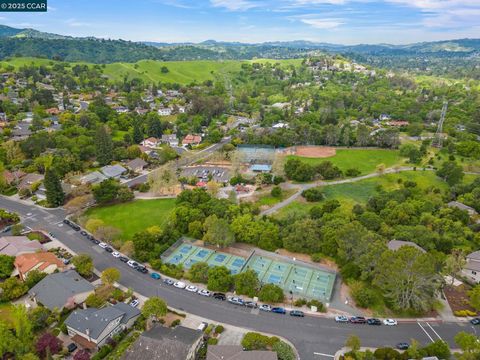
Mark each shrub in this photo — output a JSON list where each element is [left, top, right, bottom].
[[208, 338, 219, 345], [454, 310, 477, 317], [170, 319, 181, 327], [273, 176, 284, 185], [301, 188, 324, 202], [350, 282, 378, 308], [310, 253, 323, 263], [272, 341, 296, 360], [373, 347, 401, 360], [294, 298, 308, 307], [306, 299, 326, 312], [271, 186, 282, 198], [214, 325, 224, 334], [91, 345, 112, 360], [345, 168, 361, 177], [258, 284, 285, 303], [85, 293, 105, 308], [242, 332, 272, 350]]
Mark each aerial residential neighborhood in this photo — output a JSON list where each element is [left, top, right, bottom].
[[0, 1, 480, 360]]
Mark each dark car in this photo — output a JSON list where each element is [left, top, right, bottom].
[[367, 318, 382, 325], [137, 266, 148, 274], [86, 234, 94, 240], [63, 219, 70, 225], [471, 318, 480, 325], [71, 224, 80, 231], [67, 343, 77, 353], [290, 310, 305, 317], [349, 316, 367, 324], [213, 292, 226, 301], [151, 272, 161, 280], [80, 230, 87, 236], [164, 278, 174, 285], [119, 256, 129, 263], [396, 343, 409, 350], [92, 239, 100, 245], [271, 307, 286, 314], [105, 247, 113, 253]]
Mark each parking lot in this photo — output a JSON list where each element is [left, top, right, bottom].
[[181, 166, 231, 183]]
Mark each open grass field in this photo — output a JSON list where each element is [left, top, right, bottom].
[[85, 199, 176, 240], [287, 148, 404, 175], [1, 57, 302, 85]]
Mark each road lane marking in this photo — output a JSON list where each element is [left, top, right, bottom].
[[417, 322, 434, 342], [426, 322, 443, 340], [314, 352, 334, 358]]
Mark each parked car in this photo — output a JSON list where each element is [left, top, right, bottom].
[[164, 278, 174, 286], [174, 281, 186, 289], [119, 256, 129, 263], [227, 296, 244, 306], [130, 299, 139, 307], [197, 289, 211, 297], [396, 343, 409, 350], [150, 273, 161, 280], [383, 319, 397, 326], [197, 322, 208, 331], [98, 242, 108, 249], [290, 310, 305, 317], [137, 266, 148, 274], [112, 251, 121, 258], [470, 318, 480, 325], [335, 315, 349, 323], [367, 318, 382, 326], [48, 232, 56, 239], [80, 230, 87, 236], [213, 292, 226, 300], [92, 239, 100, 245], [271, 307, 286, 314], [259, 304, 272, 312], [67, 343, 77, 353], [127, 260, 138, 268], [245, 301, 258, 308], [86, 234, 94, 240], [349, 316, 367, 324], [105, 247, 113, 253], [186, 285, 198, 292], [63, 219, 70, 225]]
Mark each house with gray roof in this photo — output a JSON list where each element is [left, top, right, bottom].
[[463, 250, 480, 284], [448, 201, 478, 216], [80, 171, 107, 185], [28, 270, 94, 311], [122, 325, 203, 360], [207, 345, 278, 360], [0, 236, 43, 256], [125, 158, 147, 173], [101, 164, 127, 179], [65, 302, 140, 349], [387, 240, 426, 253]]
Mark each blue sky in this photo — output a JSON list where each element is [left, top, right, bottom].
[[2, 0, 479, 44]]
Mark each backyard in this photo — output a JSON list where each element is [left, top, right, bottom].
[[85, 199, 176, 240]]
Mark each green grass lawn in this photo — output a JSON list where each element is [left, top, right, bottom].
[[288, 148, 404, 175], [85, 199, 176, 240], [255, 188, 296, 207]]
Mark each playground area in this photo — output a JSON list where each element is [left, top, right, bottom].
[[163, 241, 336, 301]]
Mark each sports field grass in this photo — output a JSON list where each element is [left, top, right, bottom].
[[85, 199, 176, 240], [288, 148, 404, 175]]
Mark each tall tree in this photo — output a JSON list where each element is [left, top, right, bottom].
[[132, 119, 144, 144], [44, 168, 64, 207], [95, 125, 113, 166], [202, 215, 235, 248], [142, 297, 167, 321]]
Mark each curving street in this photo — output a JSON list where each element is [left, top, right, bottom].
[[0, 196, 476, 360]]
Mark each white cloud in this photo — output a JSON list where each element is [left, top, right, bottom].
[[210, 0, 261, 11], [300, 17, 344, 28]]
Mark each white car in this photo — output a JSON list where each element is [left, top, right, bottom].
[[383, 319, 397, 326], [335, 315, 349, 323], [174, 281, 186, 289], [127, 260, 138, 268], [197, 289, 211, 297], [130, 299, 139, 307], [186, 285, 198, 292], [259, 304, 271, 312], [98, 242, 108, 249], [112, 251, 121, 258]]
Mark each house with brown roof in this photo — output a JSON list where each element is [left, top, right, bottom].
[[14, 251, 65, 281], [463, 250, 480, 284], [125, 158, 148, 173], [0, 236, 43, 256], [207, 345, 277, 360], [182, 134, 202, 146]]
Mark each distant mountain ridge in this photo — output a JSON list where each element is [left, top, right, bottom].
[[0, 24, 479, 64]]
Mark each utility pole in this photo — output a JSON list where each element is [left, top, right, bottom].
[[432, 101, 448, 148]]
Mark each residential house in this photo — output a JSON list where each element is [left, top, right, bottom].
[[448, 201, 478, 217], [207, 345, 277, 360], [12, 121, 33, 140], [141, 137, 160, 148], [65, 302, 140, 349], [463, 251, 480, 284], [272, 122, 289, 129], [100, 165, 127, 179], [46, 108, 61, 115], [2, 169, 26, 185], [114, 106, 129, 114], [161, 134, 179, 147], [14, 251, 65, 281], [18, 173, 44, 191], [387, 240, 426, 253], [80, 171, 107, 185], [271, 102, 290, 109], [387, 120, 409, 127], [182, 134, 202, 146], [28, 270, 94, 311], [158, 107, 173, 116], [122, 325, 203, 360], [0, 236, 43, 256], [125, 158, 148, 173]]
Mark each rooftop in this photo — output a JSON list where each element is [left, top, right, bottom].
[[0, 236, 43, 256], [101, 164, 127, 178], [14, 251, 64, 275], [387, 240, 426, 253]]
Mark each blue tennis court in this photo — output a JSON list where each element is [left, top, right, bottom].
[[197, 249, 210, 258]]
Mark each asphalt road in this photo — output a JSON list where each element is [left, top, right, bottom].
[[0, 196, 476, 360]]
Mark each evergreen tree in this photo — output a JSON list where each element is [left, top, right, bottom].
[[95, 125, 113, 166], [44, 168, 64, 207], [132, 119, 144, 144]]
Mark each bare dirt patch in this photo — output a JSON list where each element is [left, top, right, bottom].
[[294, 146, 336, 158], [444, 284, 478, 313]]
